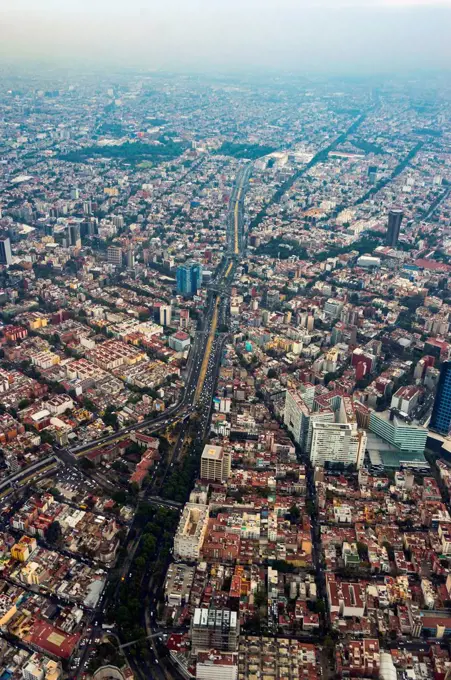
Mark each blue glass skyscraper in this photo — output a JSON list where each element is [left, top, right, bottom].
[[176, 261, 203, 296], [430, 361, 451, 435]]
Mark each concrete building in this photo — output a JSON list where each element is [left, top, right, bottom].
[[386, 208, 403, 247], [196, 652, 238, 680], [174, 504, 209, 561], [169, 330, 191, 353], [191, 608, 239, 653], [159, 305, 172, 327], [390, 386, 421, 417], [369, 410, 427, 454], [200, 444, 231, 482], [283, 386, 316, 448], [310, 422, 367, 468], [0, 236, 12, 265], [22, 653, 61, 680], [107, 246, 122, 266]]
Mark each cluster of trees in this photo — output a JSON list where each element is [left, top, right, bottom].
[[351, 138, 385, 155], [45, 520, 62, 545], [103, 405, 119, 430], [315, 236, 381, 263], [59, 139, 188, 164], [254, 237, 308, 261], [111, 506, 178, 651], [214, 142, 276, 159], [160, 437, 202, 503]]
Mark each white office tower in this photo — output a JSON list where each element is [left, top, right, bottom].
[[200, 444, 231, 482], [310, 422, 367, 469]]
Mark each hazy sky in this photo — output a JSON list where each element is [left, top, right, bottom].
[[0, 0, 450, 74]]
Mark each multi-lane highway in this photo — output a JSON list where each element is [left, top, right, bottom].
[[134, 165, 251, 676]]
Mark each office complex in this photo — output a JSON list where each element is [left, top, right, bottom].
[[430, 361, 451, 435], [200, 444, 231, 482], [385, 208, 403, 247], [0, 236, 12, 265], [176, 261, 203, 296], [369, 410, 428, 454], [310, 422, 367, 469]]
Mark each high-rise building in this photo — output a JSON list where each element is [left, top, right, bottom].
[[368, 166, 378, 185], [386, 208, 403, 247], [283, 385, 335, 453], [430, 361, 451, 436], [176, 261, 203, 296], [107, 246, 122, 266], [0, 236, 12, 265], [191, 608, 239, 653], [369, 410, 427, 453], [126, 247, 135, 269], [200, 444, 231, 482], [113, 215, 124, 229], [68, 223, 81, 248], [310, 422, 367, 469], [179, 309, 190, 329], [159, 305, 172, 327]]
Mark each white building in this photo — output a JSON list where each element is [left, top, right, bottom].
[[196, 652, 238, 680], [283, 387, 314, 448], [310, 422, 366, 468], [200, 445, 231, 482]]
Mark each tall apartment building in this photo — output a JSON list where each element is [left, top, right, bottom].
[[179, 309, 190, 329], [107, 246, 122, 266], [200, 444, 231, 482], [310, 422, 367, 468], [159, 305, 172, 327], [191, 608, 239, 653], [305, 410, 336, 454], [430, 361, 451, 435], [0, 236, 12, 265], [126, 247, 135, 269], [284, 387, 334, 453]]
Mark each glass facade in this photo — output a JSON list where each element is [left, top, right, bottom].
[[430, 361, 451, 435]]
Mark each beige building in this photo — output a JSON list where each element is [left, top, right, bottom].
[[200, 445, 231, 482], [174, 504, 209, 561]]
